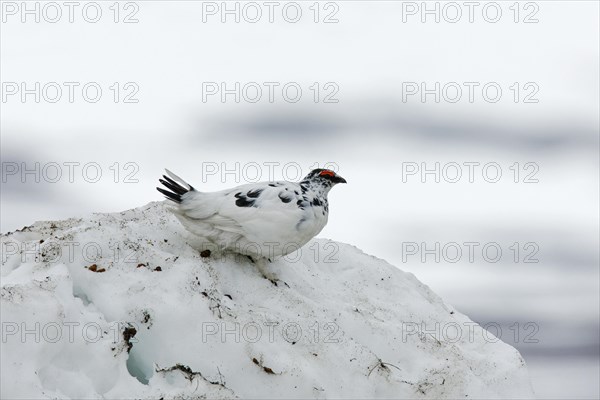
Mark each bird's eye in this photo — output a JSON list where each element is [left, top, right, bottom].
[[319, 170, 335, 177]]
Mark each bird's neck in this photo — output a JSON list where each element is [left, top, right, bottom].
[[300, 180, 331, 198]]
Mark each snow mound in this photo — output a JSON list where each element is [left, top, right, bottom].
[[1, 202, 533, 399]]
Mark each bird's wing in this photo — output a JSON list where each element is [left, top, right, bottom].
[[177, 181, 307, 242]]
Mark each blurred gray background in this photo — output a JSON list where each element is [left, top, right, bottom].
[[1, 1, 598, 398]]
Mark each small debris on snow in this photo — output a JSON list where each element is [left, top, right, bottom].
[[123, 325, 138, 353], [87, 264, 106, 273], [200, 249, 211, 258]]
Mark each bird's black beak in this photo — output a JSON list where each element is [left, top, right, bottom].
[[335, 176, 347, 184]]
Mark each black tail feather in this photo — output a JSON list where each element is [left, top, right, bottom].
[[157, 172, 194, 203], [162, 175, 187, 192], [157, 187, 183, 203], [159, 178, 187, 196]]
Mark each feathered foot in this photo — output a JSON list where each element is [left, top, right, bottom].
[[253, 257, 287, 287]]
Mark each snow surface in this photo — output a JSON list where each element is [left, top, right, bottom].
[[1, 202, 534, 399]]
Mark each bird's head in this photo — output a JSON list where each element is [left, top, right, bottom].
[[303, 169, 347, 187]]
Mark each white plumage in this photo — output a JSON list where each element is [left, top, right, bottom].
[[157, 168, 346, 281]]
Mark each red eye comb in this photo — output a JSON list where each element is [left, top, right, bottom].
[[319, 170, 335, 177]]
